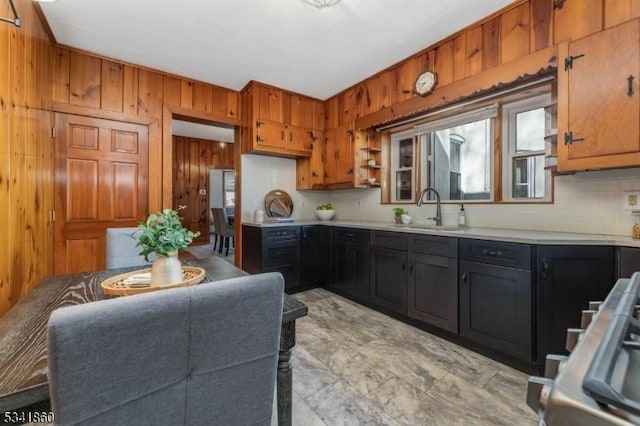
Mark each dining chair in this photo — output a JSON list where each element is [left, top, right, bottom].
[[212, 207, 234, 256], [210, 208, 220, 251], [47, 272, 285, 426], [105, 227, 153, 269]]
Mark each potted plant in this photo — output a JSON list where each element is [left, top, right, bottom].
[[392, 207, 407, 224], [136, 206, 200, 285]]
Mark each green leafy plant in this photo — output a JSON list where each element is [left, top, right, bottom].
[[316, 203, 334, 210], [393, 207, 408, 217], [136, 206, 200, 261]]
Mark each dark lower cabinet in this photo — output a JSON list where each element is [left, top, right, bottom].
[[408, 252, 458, 333], [537, 245, 614, 364], [459, 260, 532, 361], [407, 234, 459, 333], [459, 239, 533, 362], [241, 225, 301, 292], [330, 228, 370, 301], [301, 226, 331, 287], [370, 246, 408, 315]]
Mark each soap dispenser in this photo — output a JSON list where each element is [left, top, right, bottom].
[[458, 204, 466, 227]]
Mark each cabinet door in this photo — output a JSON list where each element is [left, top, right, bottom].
[[537, 245, 614, 363], [370, 246, 408, 315], [301, 226, 331, 286], [295, 130, 325, 189], [331, 240, 369, 301], [459, 260, 532, 361], [558, 19, 640, 171], [286, 125, 313, 156], [256, 84, 284, 122], [324, 125, 354, 185], [408, 252, 458, 333], [255, 119, 286, 150], [263, 263, 301, 293]]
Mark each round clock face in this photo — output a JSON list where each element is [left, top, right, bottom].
[[415, 71, 437, 96]]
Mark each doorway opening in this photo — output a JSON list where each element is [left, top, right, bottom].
[[171, 118, 236, 249]]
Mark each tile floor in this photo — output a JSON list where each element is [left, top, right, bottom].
[[282, 288, 537, 426]]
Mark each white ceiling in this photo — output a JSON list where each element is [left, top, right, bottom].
[[39, 0, 514, 100]]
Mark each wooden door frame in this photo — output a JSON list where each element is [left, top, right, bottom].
[[162, 105, 242, 267]]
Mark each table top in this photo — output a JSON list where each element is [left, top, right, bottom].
[[0, 256, 307, 412]]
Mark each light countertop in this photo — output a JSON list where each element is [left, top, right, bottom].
[[242, 219, 640, 248]]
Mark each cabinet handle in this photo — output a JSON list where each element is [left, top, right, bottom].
[[628, 75, 635, 98], [401, 263, 406, 272], [409, 263, 413, 273], [280, 130, 285, 140], [289, 132, 293, 142], [542, 259, 549, 277], [461, 273, 467, 284], [346, 233, 354, 237]]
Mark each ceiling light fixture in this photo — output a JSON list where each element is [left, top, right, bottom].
[[0, 0, 20, 27], [303, 0, 340, 8]]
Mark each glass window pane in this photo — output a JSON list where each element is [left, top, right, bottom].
[[515, 108, 545, 152], [425, 118, 491, 201], [396, 170, 412, 201], [398, 138, 413, 168], [513, 155, 545, 198]]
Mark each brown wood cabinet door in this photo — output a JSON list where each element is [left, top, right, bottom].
[[324, 125, 354, 185], [295, 130, 325, 189], [255, 119, 286, 150], [54, 113, 149, 274], [286, 125, 313, 156], [558, 19, 640, 171], [257, 85, 284, 122]]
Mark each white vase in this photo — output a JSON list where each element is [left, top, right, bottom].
[[150, 251, 182, 285]]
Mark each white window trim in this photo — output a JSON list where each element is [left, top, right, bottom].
[[501, 93, 552, 202], [390, 129, 416, 203]]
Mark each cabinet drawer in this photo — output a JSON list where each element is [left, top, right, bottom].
[[332, 227, 369, 244], [408, 234, 458, 258], [261, 240, 300, 267], [459, 239, 531, 270], [263, 226, 299, 242], [263, 263, 301, 292], [370, 230, 408, 250]]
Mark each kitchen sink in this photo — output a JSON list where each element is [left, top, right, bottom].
[[384, 223, 466, 232], [408, 224, 464, 231]]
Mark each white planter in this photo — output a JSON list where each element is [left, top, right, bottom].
[[150, 251, 182, 285]]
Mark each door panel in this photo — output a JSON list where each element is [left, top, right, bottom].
[[55, 113, 149, 274]]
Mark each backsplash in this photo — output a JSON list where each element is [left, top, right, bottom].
[[241, 154, 640, 237]]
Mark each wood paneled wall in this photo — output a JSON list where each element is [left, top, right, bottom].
[[327, 0, 640, 130], [0, 0, 55, 315], [1, 0, 242, 315], [3, 0, 640, 316], [172, 136, 234, 244]]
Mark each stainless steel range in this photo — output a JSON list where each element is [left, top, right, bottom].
[[527, 273, 640, 425]]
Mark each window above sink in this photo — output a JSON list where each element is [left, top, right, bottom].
[[385, 80, 554, 205]]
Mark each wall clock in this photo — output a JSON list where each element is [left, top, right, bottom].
[[415, 71, 437, 96]]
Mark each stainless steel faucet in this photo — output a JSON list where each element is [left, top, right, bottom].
[[416, 187, 442, 226]]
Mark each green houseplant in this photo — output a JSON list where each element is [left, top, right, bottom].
[[136, 206, 200, 285], [392, 207, 407, 224]]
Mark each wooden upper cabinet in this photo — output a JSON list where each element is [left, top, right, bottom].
[[296, 129, 325, 190], [557, 19, 640, 172], [242, 81, 320, 158], [324, 124, 355, 186]]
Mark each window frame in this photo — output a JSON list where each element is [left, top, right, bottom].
[[384, 83, 554, 205], [501, 93, 552, 202], [390, 129, 417, 203]]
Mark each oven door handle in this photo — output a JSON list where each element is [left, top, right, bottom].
[[582, 276, 640, 416]]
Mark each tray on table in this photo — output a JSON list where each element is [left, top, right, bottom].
[[100, 266, 205, 296]]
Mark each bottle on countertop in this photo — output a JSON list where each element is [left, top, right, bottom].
[[458, 204, 466, 227]]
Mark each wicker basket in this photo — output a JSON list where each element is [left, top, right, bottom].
[[100, 266, 205, 297]]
